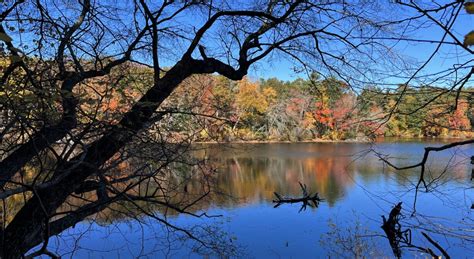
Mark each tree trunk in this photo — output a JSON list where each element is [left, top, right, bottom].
[[1, 61, 193, 257]]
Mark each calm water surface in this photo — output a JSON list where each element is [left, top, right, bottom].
[[46, 140, 474, 258]]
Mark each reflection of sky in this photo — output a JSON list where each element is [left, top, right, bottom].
[[38, 141, 474, 258]]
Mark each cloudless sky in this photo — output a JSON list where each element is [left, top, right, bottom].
[[250, 9, 473, 86], [4, 1, 472, 88]]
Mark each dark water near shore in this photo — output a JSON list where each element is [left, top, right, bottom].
[[43, 140, 474, 258]]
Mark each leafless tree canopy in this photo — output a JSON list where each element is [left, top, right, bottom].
[[0, 0, 472, 258]]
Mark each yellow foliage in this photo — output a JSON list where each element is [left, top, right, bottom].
[[235, 128, 256, 140], [464, 31, 474, 47], [303, 112, 316, 128], [440, 128, 449, 137], [236, 77, 269, 114], [262, 87, 277, 104], [199, 129, 209, 139], [465, 2, 474, 14]]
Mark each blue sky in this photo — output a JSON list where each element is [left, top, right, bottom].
[[250, 8, 473, 86], [3, 1, 472, 88]]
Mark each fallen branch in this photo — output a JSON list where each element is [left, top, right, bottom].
[[422, 232, 450, 259], [381, 202, 405, 258], [381, 202, 450, 259], [273, 182, 323, 212]]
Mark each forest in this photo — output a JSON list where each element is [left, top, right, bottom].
[[77, 65, 473, 142], [0, 0, 473, 258], [168, 74, 474, 141]]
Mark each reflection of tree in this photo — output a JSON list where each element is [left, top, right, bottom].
[[212, 157, 346, 206], [321, 217, 384, 258], [273, 182, 322, 212], [6, 1, 429, 256], [381, 203, 451, 259], [15, 142, 465, 229], [320, 204, 456, 258], [0, 0, 472, 257], [194, 144, 362, 206], [2, 141, 469, 257], [0, 143, 241, 257], [375, 140, 473, 200], [372, 141, 474, 257], [193, 142, 474, 215]]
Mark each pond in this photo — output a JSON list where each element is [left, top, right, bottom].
[[43, 140, 474, 258]]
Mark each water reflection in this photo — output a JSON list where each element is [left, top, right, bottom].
[[194, 142, 471, 208], [36, 141, 474, 257], [197, 144, 356, 206]]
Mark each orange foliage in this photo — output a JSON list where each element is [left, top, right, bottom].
[[448, 100, 471, 136], [313, 101, 333, 128]]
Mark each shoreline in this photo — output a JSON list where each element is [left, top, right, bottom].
[[194, 139, 368, 144], [194, 136, 473, 145]]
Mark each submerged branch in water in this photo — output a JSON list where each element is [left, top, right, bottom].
[[273, 182, 323, 212], [381, 202, 450, 259]]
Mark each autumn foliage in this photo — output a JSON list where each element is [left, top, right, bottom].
[[57, 69, 474, 142]]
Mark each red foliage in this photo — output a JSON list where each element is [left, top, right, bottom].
[[313, 101, 333, 128], [448, 100, 471, 131], [331, 94, 356, 131]]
